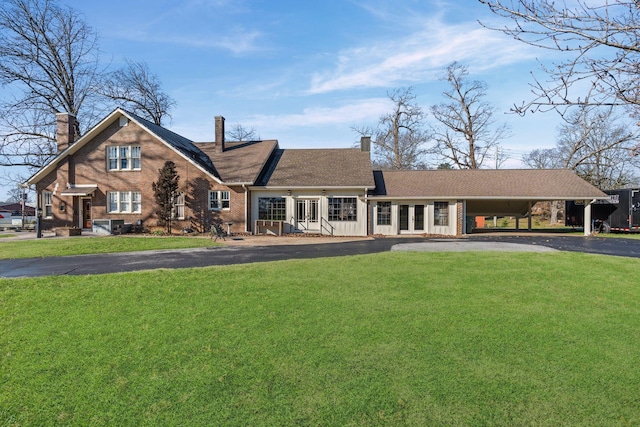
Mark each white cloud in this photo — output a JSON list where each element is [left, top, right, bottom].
[[308, 18, 538, 94], [248, 98, 390, 129]]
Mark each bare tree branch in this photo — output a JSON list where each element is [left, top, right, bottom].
[[225, 123, 258, 141], [101, 59, 175, 126], [0, 0, 103, 170], [353, 87, 430, 170], [479, 0, 640, 116], [524, 107, 640, 189], [430, 62, 510, 169]]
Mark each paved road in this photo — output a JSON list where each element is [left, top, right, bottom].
[[1, 235, 639, 278]]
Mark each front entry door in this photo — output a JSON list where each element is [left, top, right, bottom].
[[400, 204, 424, 233], [296, 199, 319, 231], [82, 199, 92, 229]]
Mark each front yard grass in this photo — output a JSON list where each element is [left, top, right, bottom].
[[1, 251, 639, 426], [0, 235, 220, 259]]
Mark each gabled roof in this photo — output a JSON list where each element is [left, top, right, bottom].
[[258, 148, 375, 188], [371, 169, 607, 200], [195, 140, 278, 184], [26, 108, 220, 186], [125, 111, 218, 176]]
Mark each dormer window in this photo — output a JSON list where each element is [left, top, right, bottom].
[[107, 146, 141, 171]]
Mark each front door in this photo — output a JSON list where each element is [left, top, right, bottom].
[[296, 199, 319, 231], [400, 204, 424, 233], [82, 199, 92, 229]]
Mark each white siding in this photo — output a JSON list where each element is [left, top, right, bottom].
[[250, 189, 368, 236], [372, 199, 458, 236]]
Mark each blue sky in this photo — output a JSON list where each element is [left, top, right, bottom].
[[4, 0, 566, 199]]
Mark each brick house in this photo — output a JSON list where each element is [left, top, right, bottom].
[[26, 108, 276, 234], [26, 109, 607, 236]]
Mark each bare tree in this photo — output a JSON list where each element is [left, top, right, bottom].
[[0, 0, 103, 169], [225, 123, 258, 141], [524, 107, 640, 189], [0, 0, 176, 195], [479, 0, 640, 116], [353, 87, 429, 169], [430, 62, 510, 169], [101, 60, 175, 126], [522, 148, 562, 170], [3, 187, 31, 204]]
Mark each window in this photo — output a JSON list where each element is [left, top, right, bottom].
[[258, 197, 286, 221], [131, 146, 141, 169], [107, 191, 141, 213], [107, 145, 141, 171], [43, 191, 53, 218], [434, 201, 449, 226], [173, 192, 185, 219], [328, 197, 357, 221], [209, 190, 230, 210], [377, 201, 391, 225], [132, 192, 142, 214]]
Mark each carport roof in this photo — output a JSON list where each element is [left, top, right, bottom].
[[371, 169, 607, 200]]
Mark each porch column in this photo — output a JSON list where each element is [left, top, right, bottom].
[[515, 216, 519, 230], [528, 201, 532, 231], [584, 199, 592, 236]]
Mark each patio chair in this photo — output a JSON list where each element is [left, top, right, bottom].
[[210, 224, 227, 241]]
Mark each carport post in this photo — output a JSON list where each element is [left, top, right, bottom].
[[528, 201, 532, 231], [584, 199, 593, 236]]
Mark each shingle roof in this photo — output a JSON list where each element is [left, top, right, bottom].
[[194, 140, 278, 184], [371, 169, 607, 199], [260, 148, 375, 188], [124, 110, 218, 176]]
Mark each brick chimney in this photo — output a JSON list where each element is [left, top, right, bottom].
[[360, 136, 371, 153], [56, 113, 77, 153], [214, 115, 225, 153]]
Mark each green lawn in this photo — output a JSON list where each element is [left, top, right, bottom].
[[1, 252, 639, 426], [0, 236, 220, 259]]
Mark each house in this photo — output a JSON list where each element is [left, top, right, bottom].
[[26, 108, 277, 234], [25, 109, 607, 236]]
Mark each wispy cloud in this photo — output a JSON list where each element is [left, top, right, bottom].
[[104, 0, 264, 55], [248, 98, 390, 129], [308, 17, 538, 94]]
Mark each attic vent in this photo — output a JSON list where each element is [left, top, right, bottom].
[[119, 116, 129, 127]]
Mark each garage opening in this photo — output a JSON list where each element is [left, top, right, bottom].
[[465, 199, 575, 234]]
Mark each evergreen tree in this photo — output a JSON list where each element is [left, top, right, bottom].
[[152, 161, 179, 234]]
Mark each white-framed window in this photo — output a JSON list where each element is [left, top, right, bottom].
[[107, 191, 142, 213], [328, 197, 357, 222], [43, 191, 53, 218], [107, 145, 141, 171], [173, 192, 185, 219], [132, 191, 142, 213], [377, 201, 391, 225], [258, 197, 286, 221], [434, 201, 449, 226], [208, 190, 230, 210]]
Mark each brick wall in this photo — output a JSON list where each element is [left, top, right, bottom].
[[456, 200, 464, 236], [36, 117, 247, 233]]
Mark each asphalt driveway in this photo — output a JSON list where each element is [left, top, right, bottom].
[[1, 234, 640, 278]]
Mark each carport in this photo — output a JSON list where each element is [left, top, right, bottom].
[[371, 169, 608, 236], [460, 170, 609, 235]]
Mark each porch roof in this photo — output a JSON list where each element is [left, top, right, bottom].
[[371, 169, 607, 200], [60, 185, 98, 196]]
